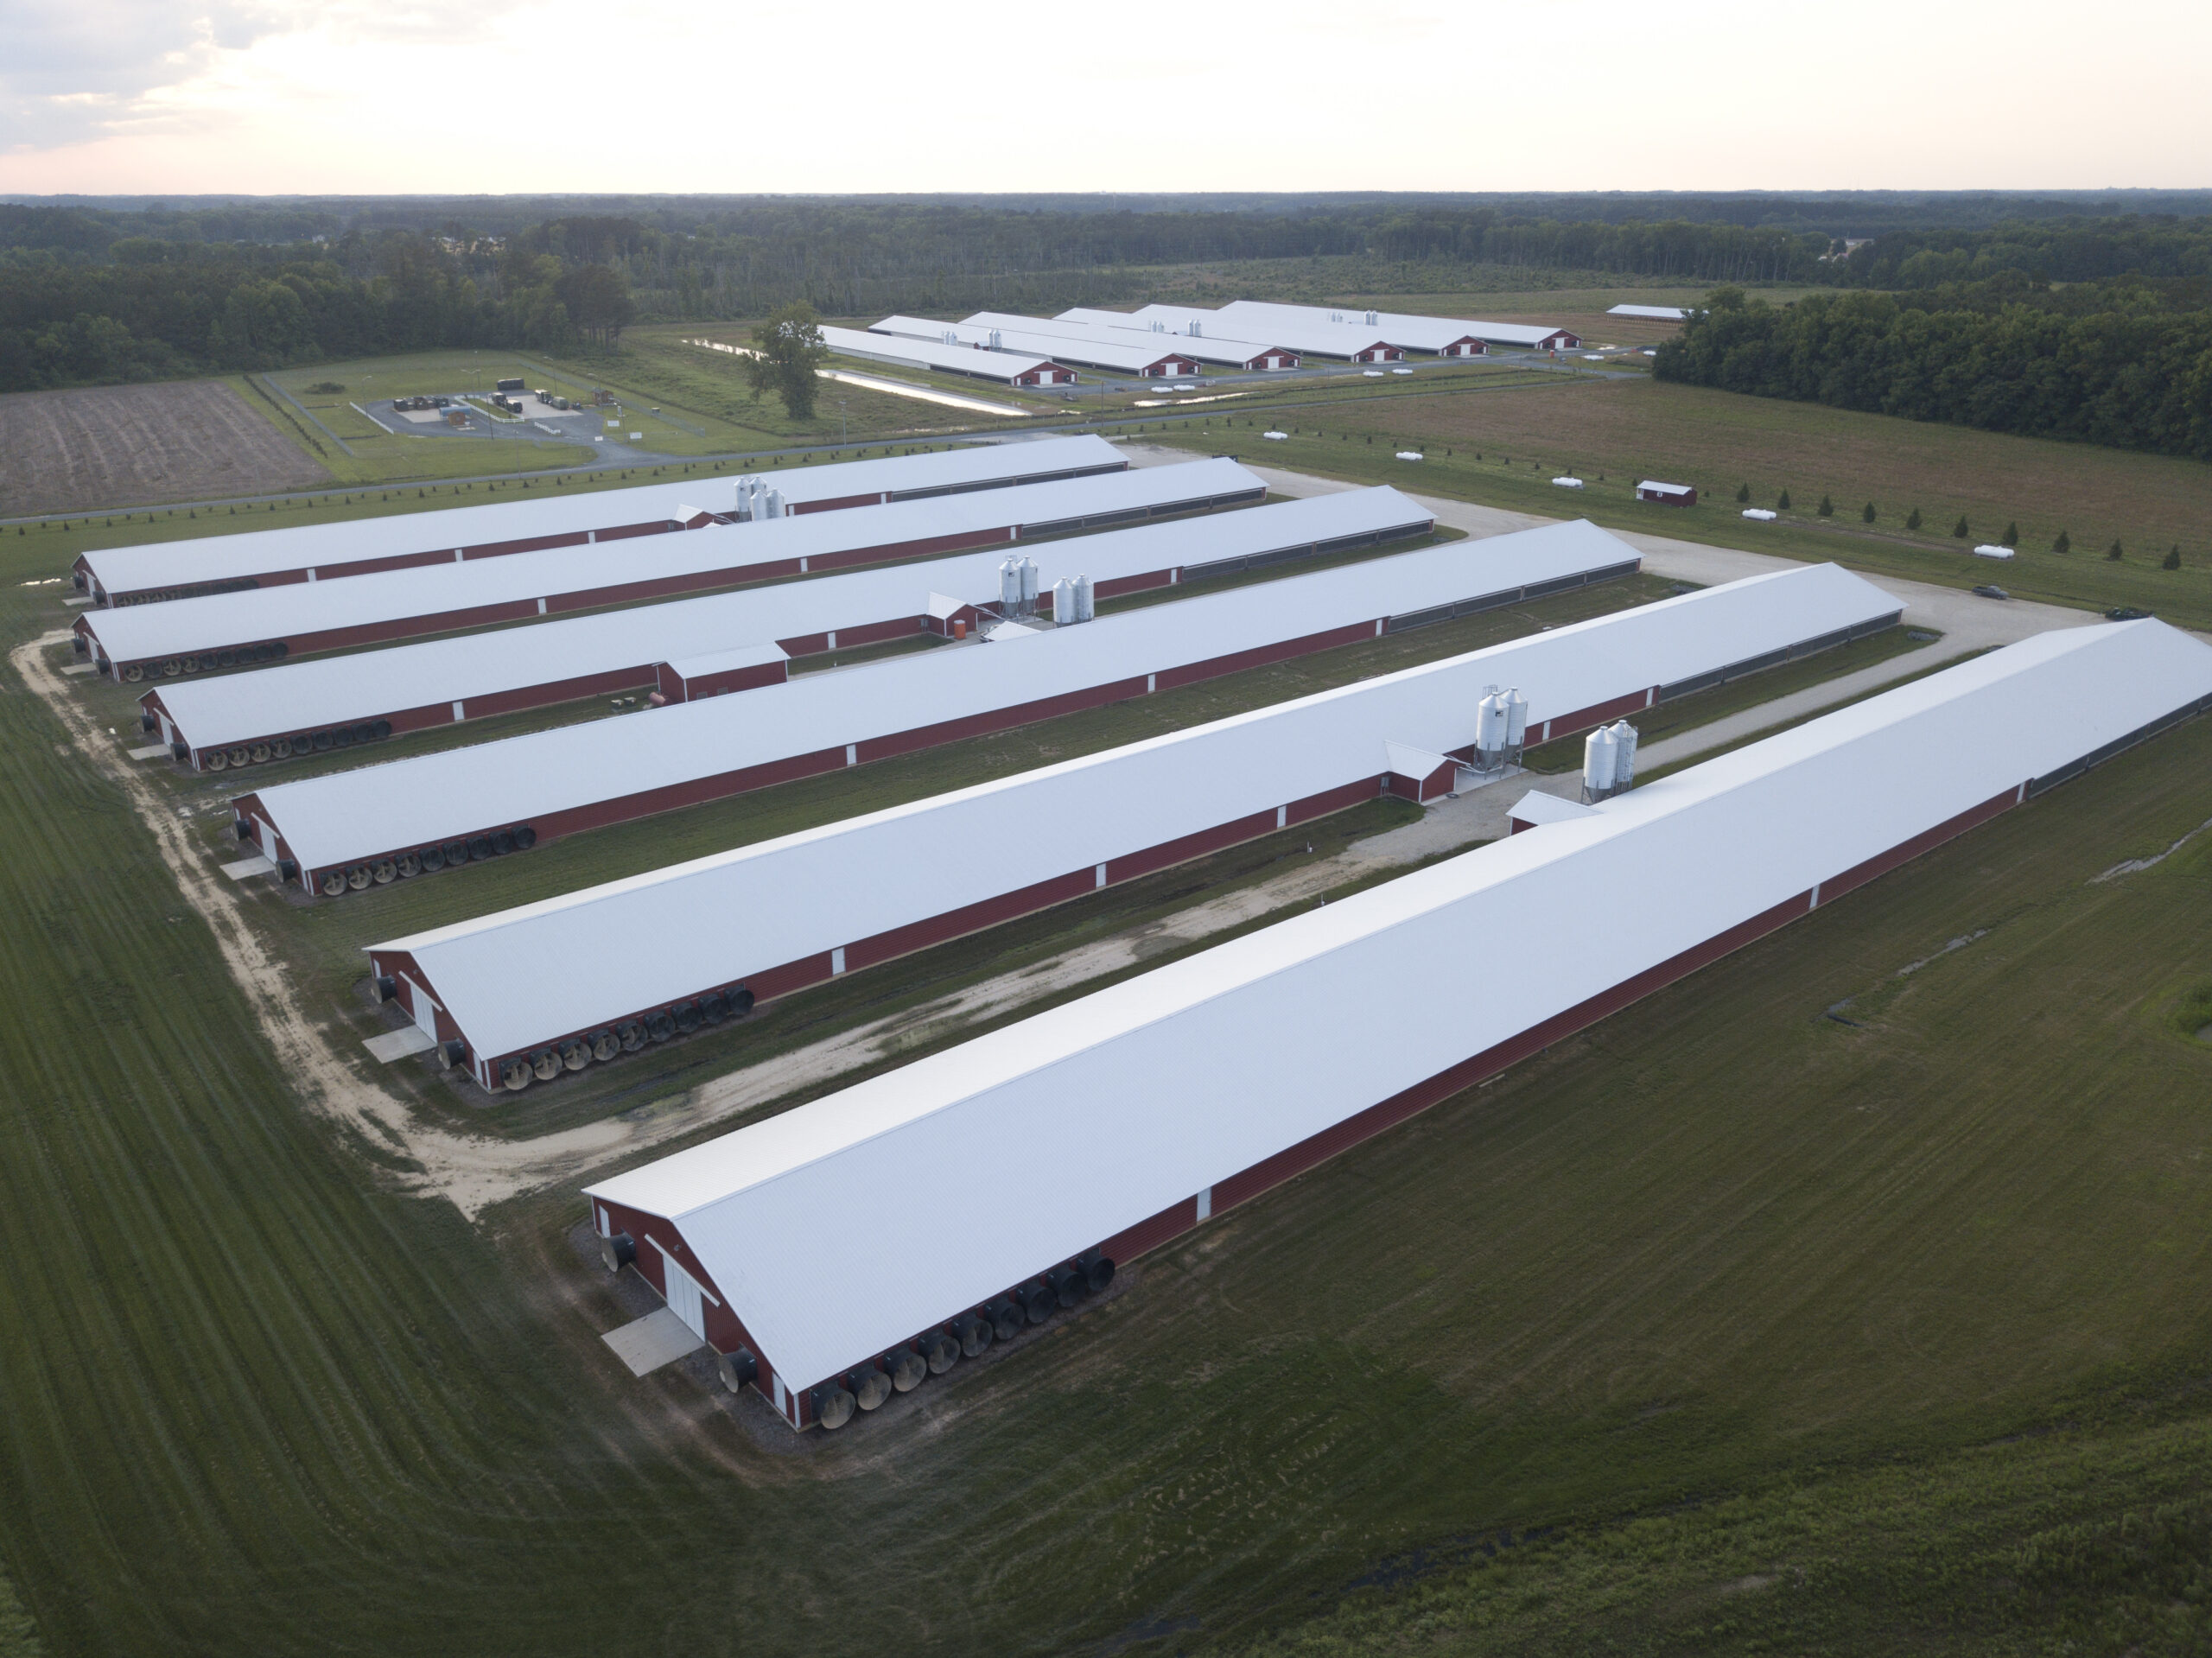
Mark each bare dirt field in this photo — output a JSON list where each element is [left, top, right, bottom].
[[0, 379, 331, 517]]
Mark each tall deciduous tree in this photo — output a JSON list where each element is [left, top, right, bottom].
[[556, 264, 636, 349], [747, 302, 830, 420]]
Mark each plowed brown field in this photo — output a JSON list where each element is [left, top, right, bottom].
[[0, 379, 329, 516]]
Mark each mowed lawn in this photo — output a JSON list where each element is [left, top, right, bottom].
[[1160, 376, 2212, 627], [4, 431, 2212, 1658]]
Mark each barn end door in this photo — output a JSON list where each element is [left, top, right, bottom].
[[663, 1255, 708, 1341], [401, 976, 438, 1039]]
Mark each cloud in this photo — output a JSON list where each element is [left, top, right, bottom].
[[0, 0, 535, 151]]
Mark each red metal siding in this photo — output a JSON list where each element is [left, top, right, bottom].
[[588, 781, 2037, 1430], [661, 656, 789, 702], [591, 1196, 793, 1421]]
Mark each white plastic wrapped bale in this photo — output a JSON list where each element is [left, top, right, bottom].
[[582, 619, 2212, 1429], [235, 517, 1649, 896], [72, 459, 1263, 678], [68, 434, 1124, 605], [362, 561, 1901, 1088], [140, 486, 1426, 771]]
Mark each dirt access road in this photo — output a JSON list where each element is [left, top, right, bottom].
[[0, 380, 329, 518]]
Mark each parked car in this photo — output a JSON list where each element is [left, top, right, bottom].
[[1972, 585, 2011, 600], [2105, 606, 2152, 620]]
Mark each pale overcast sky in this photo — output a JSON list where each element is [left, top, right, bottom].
[[1, 0, 2205, 196]]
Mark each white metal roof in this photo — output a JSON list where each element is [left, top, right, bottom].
[[75, 435, 1122, 596], [585, 618, 2212, 1389], [1638, 480, 1694, 496], [874, 316, 1200, 376], [961, 311, 1294, 371], [1507, 791, 1595, 828], [372, 561, 1897, 1059], [1210, 300, 1573, 352], [664, 641, 788, 678], [149, 486, 1401, 751], [817, 326, 1061, 381], [1607, 304, 1689, 321], [1049, 308, 1300, 367], [81, 460, 1259, 668], [248, 514, 1640, 872], [1382, 740, 1455, 780], [1110, 304, 1395, 359]]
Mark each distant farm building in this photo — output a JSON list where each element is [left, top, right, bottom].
[[872, 316, 1201, 380], [816, 325, 1077, 386], [1637, 480, 1697, 506]]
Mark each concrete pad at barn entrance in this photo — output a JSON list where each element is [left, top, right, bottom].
[[601, 1307, 703, 1376], [362, 1026, 435, 1063]]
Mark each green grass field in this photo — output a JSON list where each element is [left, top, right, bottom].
[[6, 350, 2212, 1653], [1154, 378, 2212, 629], [6, 491, 2212, 1651]]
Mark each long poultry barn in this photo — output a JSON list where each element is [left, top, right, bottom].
[[364, 563, 1903, 1091], [1104, 304, 1405, 363], [579, 618, 2212, 1429], [968, 311, 1301, 372], [815, 327, 1077, 385], [1209, 300, 1579, 354], [69, 435, 1125, 605], [872, 316, 1204, 379], [145, 488, 1433, 772], [231, 517, 1643, 898], [72, 459, 1263, 681]]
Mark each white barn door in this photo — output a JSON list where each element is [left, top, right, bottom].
[[663, 1256, 708, 1340]]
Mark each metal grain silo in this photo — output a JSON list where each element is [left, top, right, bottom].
[[1583, 726, 1618, 801]]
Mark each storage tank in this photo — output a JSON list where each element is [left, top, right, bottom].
[[1051, 576, 1076, 621], [1611, 721, 1640, 790], [1583, 725, 1618, 801], [999, 554, 1022, 611], [1019, 556, 1039, 613], [1504, 689, 1529, 761], [1073, 575, 1095, 622], [1473, 690, 1504, 768]]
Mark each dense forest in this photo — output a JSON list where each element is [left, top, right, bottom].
[[1655, 278, 2212, 460], [7, 195, 2212, 403]]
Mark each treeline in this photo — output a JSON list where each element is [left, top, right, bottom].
[[1655, 283, 2212, 461], [0, 226, 637, 391], [1840, 217, 2212, 289], [14, 194, 2212, 402]]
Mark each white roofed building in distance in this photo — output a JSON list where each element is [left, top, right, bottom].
[[582, 618, 2212, 1429], [959, 311, 1301, 373], [1607, 304, 1690, 321], [69, 435, 1125, 605], [1204, 300, 1581, 354], [872, 316, 1203, 378], [74, 459, 1264, 681], [815, 325, 1076, 385], [229, 515, 1667, 899], [143, 484, 1414, 772], [365, 562, 1903, 1090], [1105, 304, 1406, 363]]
